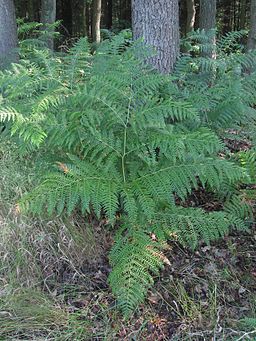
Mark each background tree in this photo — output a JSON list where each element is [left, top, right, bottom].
[[247, 0, 256, 51], [41, 0, 56, 50], [71, 0, 87, 37], [0, 0, 18, 67], [132, 0, 179, 73], [186, 0, 196, 34], [239, 0, 247, 30], [92, 0, 102, 43], [102, 0, 112, 29], [199, 0, 216, 57]]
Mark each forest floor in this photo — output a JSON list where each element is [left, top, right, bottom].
[[0, 138, 255, 341]]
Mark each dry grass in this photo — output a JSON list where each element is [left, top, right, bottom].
[[0, 141, 115, 340]]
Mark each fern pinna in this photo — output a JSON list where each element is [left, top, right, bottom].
[[0, 34, 249, 317]]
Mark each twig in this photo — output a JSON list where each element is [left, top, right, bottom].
[[236, 329, 256, 341]]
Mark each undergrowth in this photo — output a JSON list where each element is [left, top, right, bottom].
[[0, 30, 255, 323]]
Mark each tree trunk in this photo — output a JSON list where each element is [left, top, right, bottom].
[[57, 0, 72, 37], [180, 0, 187, 36], [41, 0, 56, 50], [27, 0, 35, 21], [247, 0, 256, 51], [186, 0, 196, 33], [121, 0, 131, 23], [132, 0, 180, 74], [239, 0, 247, 29], [199, 0, 216, 57], [92, 0, 102, 43], [0, 0, 18, 68], [71, 0, 87, 37], [199, 0, 216, 30], [102, 0, 112, 29], [86, 3, 91, 38], [222, 0, 232, 34]]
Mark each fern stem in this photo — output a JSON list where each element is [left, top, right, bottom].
[[122, 86, 133, 183], [122, 154, 126, 183], [122, 123, 128, 183]]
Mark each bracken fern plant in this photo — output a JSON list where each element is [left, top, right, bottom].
[[175, 30, 256, 142], [0, 33, 250, 317]]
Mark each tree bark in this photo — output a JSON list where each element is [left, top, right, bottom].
[[186, 0, 196, 33], [239, 0, 247, 30], [247, 0, 256, 51], [71, 0, 87, 37], [199, 0, 216, 31], [132, 0, 180, 74], [0, 0, 18, 68], [222, 0, 232, 34], [102, 0, 112, 29], [121, 0, 131, 22], [57, 0, 72, 36], [41, 0, 56, 50], [92, 0, 102, 43], [199, 0, 216, 57]]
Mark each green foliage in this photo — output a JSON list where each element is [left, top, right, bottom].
[[240, 317, 256, 331], [238, 149, 256, 182], [0, 33, 251, 317], [109, 224, 166, 317], [176, 30, 256, 142]]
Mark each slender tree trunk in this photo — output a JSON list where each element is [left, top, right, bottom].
[[27, 0, 34, 21], [86, 3, 91, 38], [199, 0, 216, 57], [186, 0, 196, 33], [0, 0, 18, 67], [240, 0, 247, 29], [194, 0, 200, 29], [222, 0, 232, 33], [247, 0, 256, 51], [71, 0, 87, 37], [58, 0, 72, 37], [41, 0, 56, 50], [180, 0, 187, 36], [132, 0, 180, 74], [121, 0, 131, 23], [92, 0, 102, 43], [102, 0, 112, 29]]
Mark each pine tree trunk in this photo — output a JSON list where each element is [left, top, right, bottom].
[[121, 0, 131, 23], [71, 0, 87, 37], [180, 0, 187, 36], [58, 0, 72, 36], [27, 0, 34, 21], [132, 0, 180, 74], [0, 0, 18, 67], [102, 0, 112, 29], [247, 0, 256, 51], [86, 3, 91, 38], [186, 0, 196, 33], [92, 0, 102, 43], [199, 0, 216, 57], [240, 0, 247, 29], [199, 0, 216, 30], [222, 0, 232, 34], [41, 0, 56, 50]]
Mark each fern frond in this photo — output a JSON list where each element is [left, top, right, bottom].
[[0, 107, 18, 122], [20, 165, 120, 222], [109, 225, 166, 317], [155, 207, 247, 249]]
